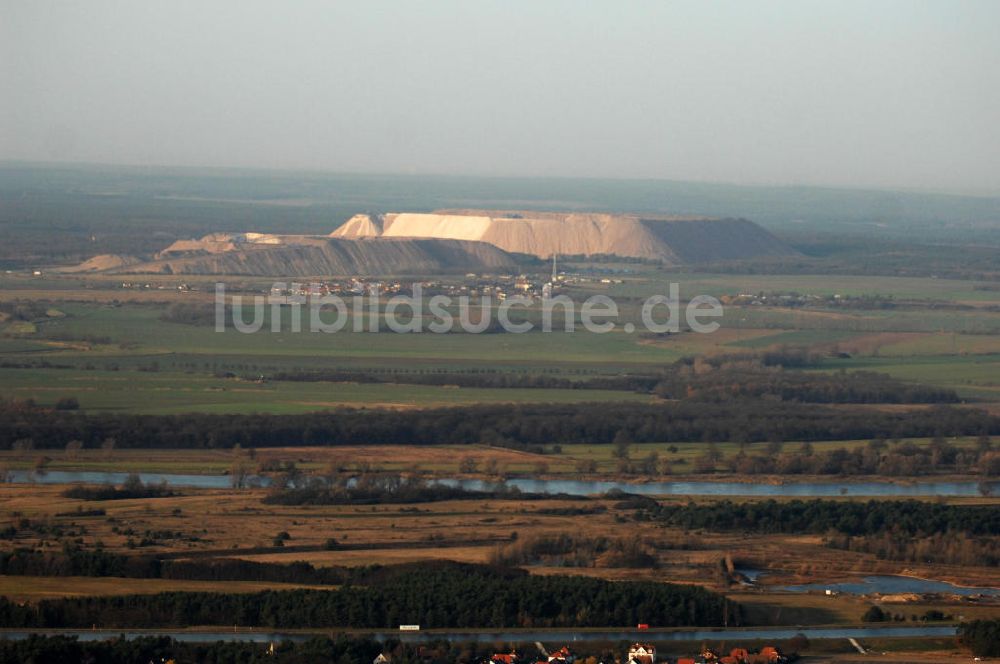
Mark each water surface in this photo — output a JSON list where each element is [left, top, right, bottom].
[[780, 575, 1000, 596], [0, 625, 959, 644], [9, 470, 999, 497]]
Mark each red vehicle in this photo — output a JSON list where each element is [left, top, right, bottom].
[[636, 623, 649, 630]]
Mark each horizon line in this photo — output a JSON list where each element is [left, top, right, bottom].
[[2, 157, 999, 200]]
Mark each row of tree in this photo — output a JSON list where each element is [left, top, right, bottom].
[[652, 365, 957, 404], [262, 475, 527, 505], [2, 399, 996, 451], [246, 350, 959, 405], [0, 546, 352, 584], [61, 473, 174, 500], [488, 533, 658, 569], [827, 531, 1000, 567], [648, 499, 1000, 537], [709, 438, 999, 477]]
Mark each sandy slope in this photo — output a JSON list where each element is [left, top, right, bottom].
[[112, 236, 515, 276]]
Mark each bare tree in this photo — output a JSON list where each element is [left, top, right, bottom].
[[230, 458, 250, 489], [612, 431, 631, 460], [658, 457, 673, 476], [65, 439, 84, 460], [483, 457, 499, 477], [458, 456, 478, 474], [101, 437, 116, 461]]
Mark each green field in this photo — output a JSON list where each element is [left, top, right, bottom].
[[731, 328, 861, 348], [0, 367, 655, 414], [22, 302, 689, 368], [636, 273, 1000, 303], [811, 354, 1000, 399], [4, 265, 1000, 412]]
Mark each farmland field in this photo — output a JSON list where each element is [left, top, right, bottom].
[[0, 367, 653, 413], [4, 277, 1000, 409]]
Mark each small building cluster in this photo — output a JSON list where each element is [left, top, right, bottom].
[[374, 643, 788, 664], [261, 259, 626, 303]]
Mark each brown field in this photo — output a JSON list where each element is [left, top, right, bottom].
[[826, 332, 926, 356], [1, 482, 998, 623], [0, 575, 336, 602]]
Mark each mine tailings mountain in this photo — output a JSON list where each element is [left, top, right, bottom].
[[332, 210, 798, 264], [65, 209, 797, 277]]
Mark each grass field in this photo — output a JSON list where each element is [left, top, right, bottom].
[[12, 301, 691, 368], [605, 272, 1000, 304], [0, 367, 652, 413], [3, 289, 1000, 411], [811, 354, 1000, 400]]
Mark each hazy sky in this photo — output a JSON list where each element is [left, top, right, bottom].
[[3, 1, 999, 193]]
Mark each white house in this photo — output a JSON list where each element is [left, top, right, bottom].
[[627, 643, 656, 664]]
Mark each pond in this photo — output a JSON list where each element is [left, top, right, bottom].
[[779, 575, 1000, 596]]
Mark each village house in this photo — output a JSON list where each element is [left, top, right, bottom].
[[627, 642, 657, 663], [698, 645, 787, 664], [546, 645, 575, 662]]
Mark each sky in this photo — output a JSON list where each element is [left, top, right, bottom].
[[2, 1, 999, 194]]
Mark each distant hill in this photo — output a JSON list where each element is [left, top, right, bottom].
[[332, 210, 798, 264]]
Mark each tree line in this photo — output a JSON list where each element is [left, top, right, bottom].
[[61, 473, 175, 500], [0, 546, 352, 585], [2, 399, 996, 451], [488, 533, 658, 569], [647, 499, 1000, 537], [0, 562, 733, 629], [266, 368, 657, 392], [707, 438, 999, 477], [827, 531, 1000, 567], [254, 350, 957, 405], [652, 366, 957, 404], [262, 474, 532, 505], [0, 634, 394, 664]]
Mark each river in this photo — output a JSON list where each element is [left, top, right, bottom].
[[9, 470, 999, 497], [0, 625, 960, 644]]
